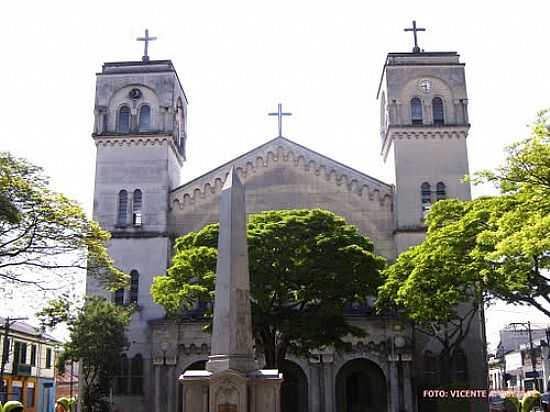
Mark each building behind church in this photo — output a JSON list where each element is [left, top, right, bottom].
[[86, 32, 487, 412]]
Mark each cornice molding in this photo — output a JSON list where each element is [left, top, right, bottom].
[[381, 125, 470, 160], [92, 133, 185, 165], [171, 141, 393, 210], [390, 126, 469, 140], [110, 230, 170, 239]]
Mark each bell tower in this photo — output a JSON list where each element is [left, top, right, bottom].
[[378, 27, 487, 410], [87, 42, 189, 410], [378, 24, 471, 253], [91, 58, 188, 233]]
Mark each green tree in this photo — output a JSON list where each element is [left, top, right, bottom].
[[377, 112, 550, 384], [40, 297, 131, 412], [471, 112, 550, 315], [0, 152, 126, 290], [152, 209, 385, 368], [377, 198, 492, 384]]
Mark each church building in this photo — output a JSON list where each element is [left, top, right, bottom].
[[86, 25, 487, 412]]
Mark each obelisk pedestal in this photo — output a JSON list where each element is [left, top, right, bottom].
[[180, 168, 282, 412]]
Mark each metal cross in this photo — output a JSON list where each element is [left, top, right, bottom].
[[137, 29, 157, 62], [268, 103, 292, 137], [404, 20, 426, 53]]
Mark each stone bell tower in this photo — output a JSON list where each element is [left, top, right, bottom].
[[378, 22, 471, 253], [87, 34, 188, 411], [377, 23, 487, 412]]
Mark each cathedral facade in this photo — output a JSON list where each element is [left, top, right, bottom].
[[87, 43, 487, 412]]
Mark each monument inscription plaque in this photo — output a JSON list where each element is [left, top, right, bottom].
[[218, 403, 237, 412]]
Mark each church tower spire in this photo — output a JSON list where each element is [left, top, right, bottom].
[[377, 31, 471, 253]]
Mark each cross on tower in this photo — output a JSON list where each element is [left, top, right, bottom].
[[137, 29, 157, 62], [404, 20, 426, 53], [268, 103, 292, 137]]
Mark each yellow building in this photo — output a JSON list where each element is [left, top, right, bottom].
[[0, 317, 60, 412]]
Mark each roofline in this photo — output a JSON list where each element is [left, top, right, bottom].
[[387, 51, 459, 57], [102, 59, 174, 66], [0, 320, 61, 343], [376, 51, 462, 99], [171, 136, 393, 193], [96, 59, 189, 105], [376, 58, 387, 100]]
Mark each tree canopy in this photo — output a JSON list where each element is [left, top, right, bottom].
[[377, 112, 550, 383], [42, 297, 131, 412], [152, 209, 385, 368], [0, 152, 126, 290]]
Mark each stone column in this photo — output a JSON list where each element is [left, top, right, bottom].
[[154, 365, 160, 412], [462, 99, 469, 124], [130, 104, 138, 132], [453, 99, 461, 124], [423, 100, 430, 125], [160, 106, 170, 132], [94, 106, 107, 134], [323, 358, 334, 412], [396, 101, 402, 124], [389, 357, 399, 412], [402, 357, 414, 412], [168, 366, 174, 412], [309, 362, 321, 412]]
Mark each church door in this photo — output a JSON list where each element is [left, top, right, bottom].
[[280, 360, 308, 412], [335, 359, 387, 412]]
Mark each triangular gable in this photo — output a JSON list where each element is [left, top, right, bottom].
[[170, 137, 393, 206]]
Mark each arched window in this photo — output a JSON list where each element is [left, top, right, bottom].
[[114, 288, 124, 306], [421, 182, 432, 218], [411, 97, 423, 125], [453, 348, 468, 382], [138, 105, 151, 131], [129, 270, 139, 304], [424, 351, 438, 386], [115, 355, 129, 395], [432, 97, 444, 125], [132, 189, 143, 226], [117, 190, 128, 225], [436, 182, 447, 201], [118, 106, 130, 133], [130, 354, 144, 395]]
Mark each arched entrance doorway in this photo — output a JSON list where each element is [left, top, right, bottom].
[[335, 358, 387, 412], [184, 360, 207, 371], [280, 360, 308, 412]]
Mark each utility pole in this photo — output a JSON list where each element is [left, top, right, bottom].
[[509, 321, 540, 391], [70, 360, 74, 399], [527, 321, 539, 391], [0, 316, 29, 402]]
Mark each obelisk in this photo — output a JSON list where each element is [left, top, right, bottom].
[[180, 167, 281, 412], [206, 167, 257, 373]]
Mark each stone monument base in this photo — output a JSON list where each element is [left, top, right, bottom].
[[180, 369, 282, 412]]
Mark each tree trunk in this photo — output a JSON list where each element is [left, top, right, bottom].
[[260, 330, 288, 370], [276, 341, 288, 370], [261, 330, 277, 369]]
